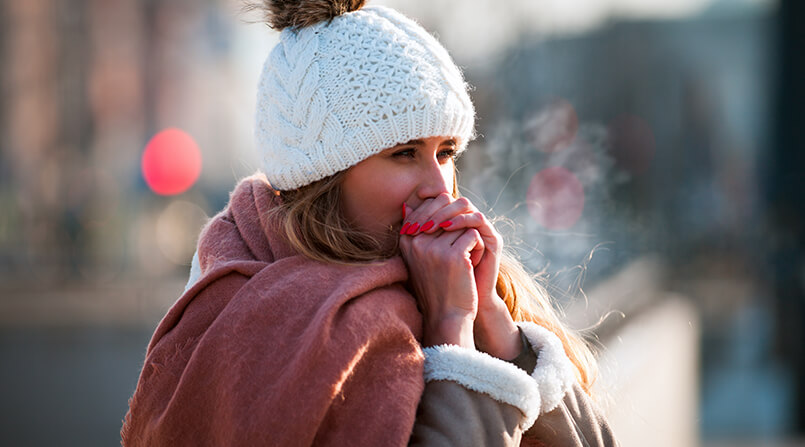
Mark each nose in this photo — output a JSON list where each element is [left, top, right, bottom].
[[416, 154, 453, 201]]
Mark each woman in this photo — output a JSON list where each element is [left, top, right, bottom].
[[122, 1, 618, 445]]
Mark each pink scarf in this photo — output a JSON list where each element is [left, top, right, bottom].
[[122, 175, 425, 446]]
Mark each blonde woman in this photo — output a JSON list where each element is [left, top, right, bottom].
[[122, 1, 618, 445]]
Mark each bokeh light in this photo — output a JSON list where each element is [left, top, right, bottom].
[[141, 128, 202, 195], [525, 98, 578, 153], [607, 114, 656, 175], [526, 166, 585, 230]]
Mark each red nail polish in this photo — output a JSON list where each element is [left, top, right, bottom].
[[439, 220, 453, 228], [402, 203, 407, 220], [400, 222, 411, 234], [421, 220, 434, 232], [407, 223, 420, 234]]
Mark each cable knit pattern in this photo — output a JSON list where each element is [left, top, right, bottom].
[[518, 321, 577, 414], [255, 5, 476, 190]]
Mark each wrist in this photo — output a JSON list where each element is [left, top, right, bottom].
[[474, 300, 522, 360], [424, 312, 476, 349]]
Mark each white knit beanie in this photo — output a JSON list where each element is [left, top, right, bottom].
[[255, 1, 476, 190]]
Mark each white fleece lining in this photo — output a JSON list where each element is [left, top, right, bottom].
[[423, 345, 542, 430], [422, 323, 577, 430], [517, 322, 576, 414]]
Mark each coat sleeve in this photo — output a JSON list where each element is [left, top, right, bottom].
[[410, 322, 620, 447], [409, 334, 545, 447], [410, 379, 527, 447], [521, 382, 619, 447], [510, 326, 620, 447]]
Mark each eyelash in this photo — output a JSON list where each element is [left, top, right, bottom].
[[393, 148, 457, 160]]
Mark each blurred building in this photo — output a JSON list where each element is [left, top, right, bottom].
[[0, 0, 263, 285]]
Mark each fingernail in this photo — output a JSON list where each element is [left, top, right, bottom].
[[421, 220, 434, 232], [402, 203, 407, 219], [439, 220, 453, 229], [400, 222, 411, 234], [406, 223, 420, 235]]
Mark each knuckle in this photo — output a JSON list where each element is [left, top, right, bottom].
[[435, 194, 451, 208], [491, 223, 502, 235]]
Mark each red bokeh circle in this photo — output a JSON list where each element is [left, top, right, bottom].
[[141, 128, 202, 195], [526, 167, 585, 230]]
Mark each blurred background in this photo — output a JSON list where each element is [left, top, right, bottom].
[[1, 0, 803, 445]]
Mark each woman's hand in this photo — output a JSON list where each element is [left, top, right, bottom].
[[402, 196, 522, 360], [403, 194, 498, 296], [399, 198, 482, 349]]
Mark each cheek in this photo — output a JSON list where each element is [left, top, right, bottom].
[[371, 176, 412, 219], [341, 183, 371, 225], [365, 180, 417, 233], [342, 170, 405, 229]]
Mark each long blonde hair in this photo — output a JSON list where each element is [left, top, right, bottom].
[[262, 172, 598, 394]]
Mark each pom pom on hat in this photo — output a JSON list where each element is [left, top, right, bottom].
[[255, 4, 476, 190], [257, 0, 368, 30]]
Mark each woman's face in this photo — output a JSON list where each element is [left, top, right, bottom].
[[340, 136, 458, 250]]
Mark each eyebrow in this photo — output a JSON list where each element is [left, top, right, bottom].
[[400, 138, 457, 146]]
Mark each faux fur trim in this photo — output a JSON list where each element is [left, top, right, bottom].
[[256, 0, 368, 31], [423, 345, 542, 429], [517, 322, 576, 413], [422, 324, 577, 429]]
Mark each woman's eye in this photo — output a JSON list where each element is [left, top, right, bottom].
[[438, 148, 457, 160], [391, 147, 455, 160], [393, 148, 416, 158]]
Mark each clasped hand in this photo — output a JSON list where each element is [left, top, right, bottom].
[[399, 194, 522, 360]]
